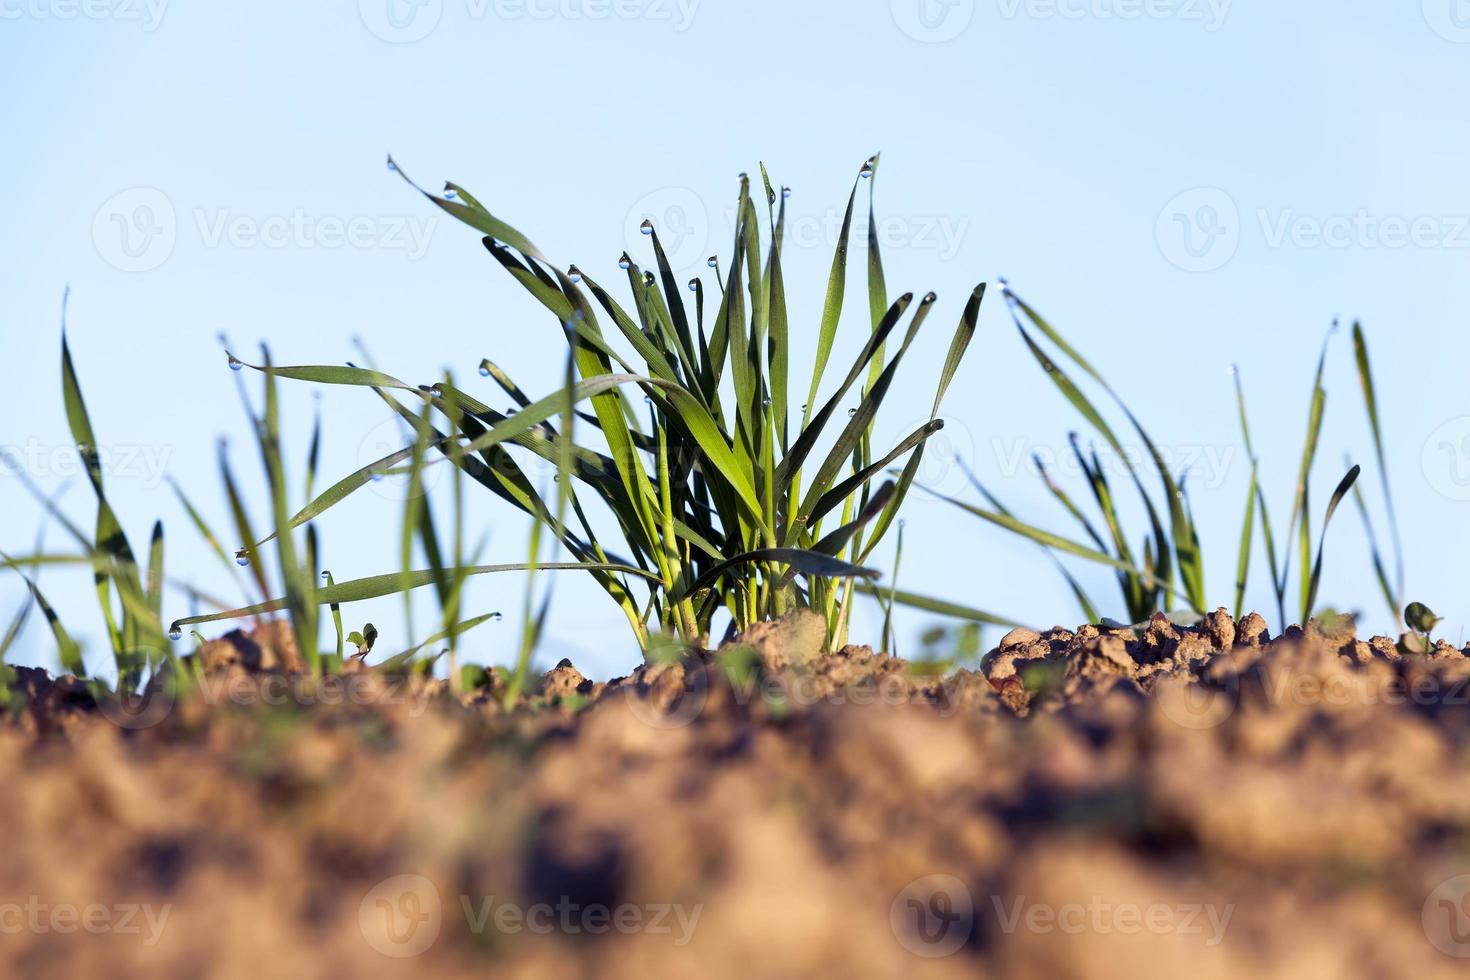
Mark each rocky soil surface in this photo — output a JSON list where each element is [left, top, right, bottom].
[[4, 610, 1470, 978]]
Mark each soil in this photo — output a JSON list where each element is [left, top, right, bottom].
[[5, 610, 1470, 978]]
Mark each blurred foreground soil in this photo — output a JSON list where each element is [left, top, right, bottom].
[[5, 610, 1470, 978]]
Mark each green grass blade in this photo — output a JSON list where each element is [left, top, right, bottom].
[[1304, 465, 1361, 621], [169, 561, 658, 632], [853, 582, 1022, 628], [1351, 321, 1403, 600]]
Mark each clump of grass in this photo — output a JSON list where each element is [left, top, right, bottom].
[[185, 156, 1009, 657], [943, 287, 1399, 632]]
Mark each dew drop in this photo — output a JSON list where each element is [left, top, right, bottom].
[[639, 219, 654, 236], [235, 549, 250, 567], [168, 625, 182, 641], [687, 278, 698, 292], [568, 265, 583, 284], [997, 276, 1010, 293], [847, 408, 859, 417], [619, 252, 632, 270], [228, 355, 244, 372], [644, 271, 656, 286], [921, 291, 937, 305], [443, 185, 458, 201], [782, 186, 792, 199], [479, 362, 492, 377], [369, 469, 384, 483], [707, 255, 718, 268], [386, 156, 398, 172], [490, 612, 503, 621], [859, 161, 874, 179]]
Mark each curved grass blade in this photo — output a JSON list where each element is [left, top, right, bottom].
[[853, 582, 1022, 628], [1351, 321, 1403, 600], [1303, 465, 1361, 621], [169, 561, 658, 632]]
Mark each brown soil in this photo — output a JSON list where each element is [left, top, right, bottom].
[[5, 610, 1470, 978]]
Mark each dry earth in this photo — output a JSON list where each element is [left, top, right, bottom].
[[4, 610, 1470, 978]]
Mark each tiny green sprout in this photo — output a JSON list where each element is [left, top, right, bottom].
[[1399, 602, 1442, 656], [1405, 602, 1442, 635], [347, 623, 378, 660]]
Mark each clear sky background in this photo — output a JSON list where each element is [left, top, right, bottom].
[[3, 0, 1469, 680]]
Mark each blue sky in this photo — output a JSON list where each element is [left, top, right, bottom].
[[3, 0, 1469, 679]]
